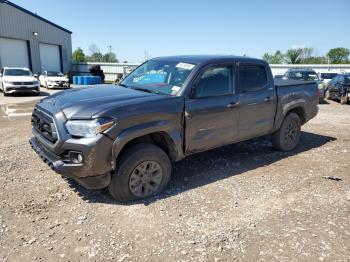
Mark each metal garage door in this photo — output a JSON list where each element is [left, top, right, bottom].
[[39, 43, 61, 72], [0, 37, 30, 68]]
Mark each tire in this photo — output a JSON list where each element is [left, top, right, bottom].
[[108, 143, 171, 202], [340, 94, 348, 105], [272, 112, 301, 151], [3, 85, 8, 96]]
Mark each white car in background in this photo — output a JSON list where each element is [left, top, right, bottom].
[[0, 67, 40, 96], [39, 71, 70, 89]]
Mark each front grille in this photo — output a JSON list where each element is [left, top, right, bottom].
[[31, 108, 58, 143], [12, 81, 34, 85], [55, 81, 66, 84]]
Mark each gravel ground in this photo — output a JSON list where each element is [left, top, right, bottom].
[[0, 100, 349, 262]]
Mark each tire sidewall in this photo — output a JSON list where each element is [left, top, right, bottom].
[[278, 113, 301, 151], [109, 144, 171, 202]]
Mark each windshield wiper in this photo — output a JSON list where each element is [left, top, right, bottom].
[[118, 83, 128, 88], [131, 87, 160, 94]]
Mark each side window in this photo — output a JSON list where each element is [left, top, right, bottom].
[[332, 76, 339, 84], [195, 66, 233, 98], [239, 65, 267, 92], [338, 76, 344, 84]]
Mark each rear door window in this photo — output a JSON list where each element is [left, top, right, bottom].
[[238, 65, 267, 92]]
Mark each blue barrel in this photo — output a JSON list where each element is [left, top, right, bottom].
[[77, 76, 83, 85], [73, 76, 78, 85], [82, 76, 88, 85], [96, 76, 101, 84]]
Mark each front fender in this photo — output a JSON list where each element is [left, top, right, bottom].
[[111, 120, 184, 169]]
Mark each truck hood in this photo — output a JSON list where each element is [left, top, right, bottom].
[[40, 85, 166, 119]]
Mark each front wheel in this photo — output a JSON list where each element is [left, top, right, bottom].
[[108, 143, 171, 202], [271, 112, 301, 151], [340, 94, 348, 105]]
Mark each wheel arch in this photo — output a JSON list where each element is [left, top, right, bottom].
[[111, 126, 184, 170]]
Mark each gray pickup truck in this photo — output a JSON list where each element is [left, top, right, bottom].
[[30, 55, 318, 201]]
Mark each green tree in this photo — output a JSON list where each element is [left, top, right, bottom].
[[86, 44, 103, 62], [285, 48, 303, 64], [300, 56, 326, 64], [327, 47, 350, 64], [72, 47, 86, 62], [87, 52, 103, 62], [262, 50, 284, 64], [102, 52, 118, 62]]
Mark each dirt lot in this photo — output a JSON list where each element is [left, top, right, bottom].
[[0, 100, 349, 262]]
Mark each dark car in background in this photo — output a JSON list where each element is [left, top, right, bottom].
[[325, 74, 350, 104], [283, 68, 324, 100], [320, 72, 338, 84]]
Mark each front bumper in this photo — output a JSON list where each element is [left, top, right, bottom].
[[47, 82, 70, 88], [29, 133, 113, 189], [5, 84, 40, 93]]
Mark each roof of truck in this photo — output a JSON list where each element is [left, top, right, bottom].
[[152, 55, 266, 64]]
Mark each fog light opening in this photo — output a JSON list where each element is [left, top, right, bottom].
[[69, 151, 83, 164]]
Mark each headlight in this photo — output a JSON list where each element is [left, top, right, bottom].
[[65, 119, 114, 138]]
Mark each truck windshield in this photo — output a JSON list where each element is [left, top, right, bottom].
[[289, 71, 319, 81], [121, 60, 197, 95], [4, 69, 32, 76]]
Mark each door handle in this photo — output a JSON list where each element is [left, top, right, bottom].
[[226, 101, 240, 108], [264, 97, 273, 102]]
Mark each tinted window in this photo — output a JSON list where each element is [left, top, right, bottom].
[[239, 65, 267, 92], [321, 73, 337, 79], [329, 76, 339, 84], [47, 71, 64, 76], [195, 66, 233, 98], [4, 69, 32, 76], [344, 76, 350, 85]]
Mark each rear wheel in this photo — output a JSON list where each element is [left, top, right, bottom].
[[272, 112, 301, 151], [108, 143, 171, 202]]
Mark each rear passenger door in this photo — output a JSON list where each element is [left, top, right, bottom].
[[237, 63, 277, 140]]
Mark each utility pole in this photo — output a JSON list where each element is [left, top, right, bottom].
[[108, 45, 112, 62]]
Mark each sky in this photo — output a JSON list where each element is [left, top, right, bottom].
[[11, 0, 350, 63]]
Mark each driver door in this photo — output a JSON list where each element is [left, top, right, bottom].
[[185, 64, 239, 153]]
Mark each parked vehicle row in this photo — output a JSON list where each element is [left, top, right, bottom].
[[0, 67, 71, 96], [273, 68, 350, 105]]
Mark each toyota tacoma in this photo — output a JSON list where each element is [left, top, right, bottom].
[[29, 55, 318, 201]]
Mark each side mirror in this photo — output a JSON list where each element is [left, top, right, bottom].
[[34, 74, 38, 78], [0, 73, 2, 77], [114, 78, 120, 85]]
